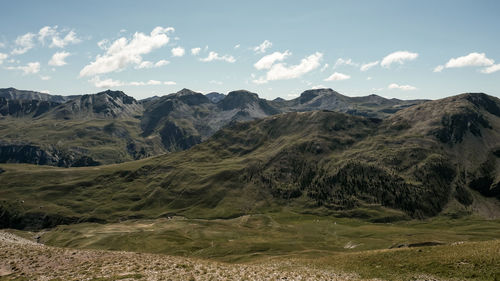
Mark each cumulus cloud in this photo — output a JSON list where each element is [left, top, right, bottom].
[[433, 65, 444, 73], [79, 26, 174, 77], [434, 52, 496, 73], [135, 59, 170, 69], [234, 44, 240, 49], [334, 58, 358, 68], [261, 52, 323, 82], [6, 62, 40, 75], [38, 26, 81, 48], [481, 64, 500, 74], [324, 72, 350, 81], [360, 61, 379, 71], [253, 40, 272, 53], [444, 52, 494, 68], [320, 64, 329, 72], [171, 46, 185, 57], [12, 33, 36, 55], [388, 83, 416, 91], [154, 60, 170, 67], [90, 76, 176, 88], [381, 51, 418, 68], [48, 51, 70, 66], [200, 51, 235, 63], [191, 47, 201, 55], [0, 53, 7, 64], [254, 50, 291, 70]]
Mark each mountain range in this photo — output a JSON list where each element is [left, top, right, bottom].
[[1, 89, 499, 229], [0, 87, 425, 167]]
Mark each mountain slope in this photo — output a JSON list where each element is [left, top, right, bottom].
[[1, 92, 499, 229], [0, 90, 164, 166], [0, 87, 78, 103]]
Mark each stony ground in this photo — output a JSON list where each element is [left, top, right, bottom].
[[0, 231, 364, 281]]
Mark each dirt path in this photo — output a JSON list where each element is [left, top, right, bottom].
[[0, 231, 360, 281]]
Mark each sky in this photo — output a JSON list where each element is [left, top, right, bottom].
[[0, 0, 499, 100]]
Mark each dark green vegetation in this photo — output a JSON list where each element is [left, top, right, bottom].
[[1, 92, 499, 229], [0, 87, 425, 166]]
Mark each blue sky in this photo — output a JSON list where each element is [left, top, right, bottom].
[[0, 0, 499, 100]]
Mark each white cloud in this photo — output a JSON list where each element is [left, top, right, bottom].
[[434, 53, 496, 73], [360, 61, 379, 71], [48, 51, 70, 66], [320, 63, 329, 72], [381, 51, 418, 68], [136, 59, 170, 69], [97, 39, 109, 50], [6, 62, 41, 75], [481, 64, 500, 74], [264, 52, 323, 81], [191, 47, 201, 55], [50, 30, 80, 48], [209, 80, 223, 85], [253, 40, 272, 53], [38, 26, 57, 43], [334, 58, 358, 68], [445, 52, 494, 68], [90, 76, 176, 88], [254, 50, 291, 70], [155, 60, 170, 67], [367, 77, 372, 80], [0, 53, 7, 64], [79, 26, 174, 77], [324, 72, 351, 81], [136, 61, 154, 69], [388, 83, 417, 91], [38, 26, 81, 48], [171, 46, 185, 57], [40, 75, 51, 80], [433, 65, 444, 73], [0, 42, 5, 48], [200, 51, 235, 63], [12, 33, 36, 55], [234, 44, 240, 49]]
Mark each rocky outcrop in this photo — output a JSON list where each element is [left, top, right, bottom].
[[0, 143, 100, 167], [0, 97, 60, 117]]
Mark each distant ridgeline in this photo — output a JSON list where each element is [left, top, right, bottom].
[[0, 87, 424, 167]]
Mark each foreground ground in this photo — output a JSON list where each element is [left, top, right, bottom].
[[0, 230, 360, 281], [1, 229, 499, 281]]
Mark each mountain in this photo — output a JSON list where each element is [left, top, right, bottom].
[[1, 92, 499, 229], [0, 87, 78, 103], [282, 88, 424, 117], [50, 90, 143, 119], [0, 89, 164, 166], [0, 87, 433, 167], [0, 97, 60, 118], [205, 92, 225, 103], [140, 89, 281, 151]]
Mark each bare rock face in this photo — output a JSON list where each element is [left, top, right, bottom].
[[0, 97, 60, 117], [0, 142, 100, 167], [51, 90, 143, 119]]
